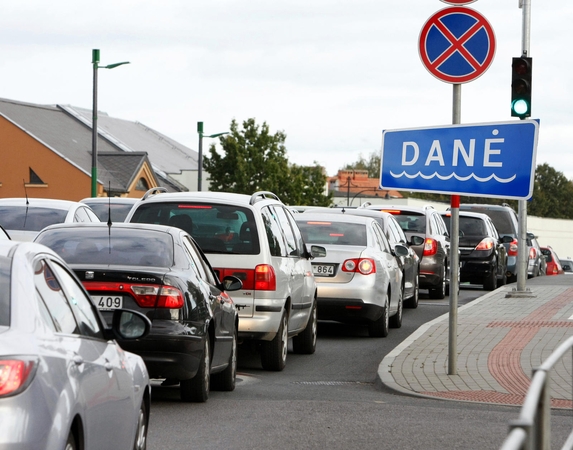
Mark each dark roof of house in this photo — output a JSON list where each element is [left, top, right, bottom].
[[0, 97, 196, 193]]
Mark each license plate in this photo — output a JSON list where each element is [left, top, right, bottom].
[[312, 264, 335, 277], [92, 295, 124, 310]]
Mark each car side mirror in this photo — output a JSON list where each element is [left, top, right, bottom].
[[309, 245, 327, 259], [410, 235, 425, 246], [108, 309, 151, 340], [394, 244, 409, 257], [222, 275, 243, 292]]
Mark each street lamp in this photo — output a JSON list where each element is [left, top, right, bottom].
[[197, 121, 229, 191], [91, 49, 130, 197], [350, 189, 381, 206]]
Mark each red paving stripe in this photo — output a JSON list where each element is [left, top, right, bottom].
[[421, 390, 573, 408]]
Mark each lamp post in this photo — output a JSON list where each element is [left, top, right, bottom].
[[91, 49, 130, 197], [197, 121, 229, 191]]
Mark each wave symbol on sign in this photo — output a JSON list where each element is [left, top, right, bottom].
[[389, 171, 517, 183]]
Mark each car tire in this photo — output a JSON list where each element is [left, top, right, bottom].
[[497, 269, 507, 287], [389, 287, 403, 329], [261, 310, 288, 371], [211, 329, 237, 392], [483, 268, 497, 291], [429, 267, 446, 299], [368, 292, 389, 338], [404, 273, 419, 309], [65, 431, 78, 450], [293, 300, 317, 355], [133, 399, 148, 450], [180, 337, 210, 402]]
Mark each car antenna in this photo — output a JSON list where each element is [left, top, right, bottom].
[[23, 179, 29, 229], [107, 182, 112, 253]]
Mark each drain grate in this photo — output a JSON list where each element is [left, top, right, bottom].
[[293, 381, 373, 386]]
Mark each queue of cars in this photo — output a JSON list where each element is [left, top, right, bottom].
[[0, 193, 568, 448]]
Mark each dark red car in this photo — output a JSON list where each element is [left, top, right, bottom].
[[541, 246, 564, 275]]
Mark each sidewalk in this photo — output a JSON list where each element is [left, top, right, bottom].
[[378, 275, 573, 408]]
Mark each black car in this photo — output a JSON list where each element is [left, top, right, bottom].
[[34, 222, 241, 403], [441, 210, 508, 290], [311, 207, 422, 308], [367, 205, 451, 299]]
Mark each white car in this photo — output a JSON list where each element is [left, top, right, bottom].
[[126, 189, 325, 371], [0, 240, 151, 450], [295, 212, 408, 337], [0, 198, 99, 241]]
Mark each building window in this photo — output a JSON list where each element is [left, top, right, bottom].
[[135, 178, 149, 191], [30, 168, 45, 184]]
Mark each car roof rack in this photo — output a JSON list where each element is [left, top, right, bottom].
[[142, 187, 168, 201], [250, 191, 281, 205]]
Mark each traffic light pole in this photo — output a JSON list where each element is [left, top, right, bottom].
[[515, 0, 534, 295]]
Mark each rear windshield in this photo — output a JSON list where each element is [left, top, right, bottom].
[[386, 212, 426, 233], [35, 228, 174, 267], [296, 220, 367, 246], [540, 248, 553, 262], [461, 207, 516, 236], [87, 203, 134, 222], [444, 216, 486, 236], [0, 256, 10, 327], [0, 206, 67, 231], [129, 202, 260, 255]]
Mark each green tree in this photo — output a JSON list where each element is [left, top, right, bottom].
[[203, 118, 331, 206], [528, 163, 573, 218], [343, 151, 381, 178]]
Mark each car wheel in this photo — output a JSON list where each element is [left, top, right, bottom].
[[497, 269, 507, 287], [483, 268, 497, 291], [211, 329, 237, 392], [65, 430, 77, 450], [389, 287, 403, 329], [404, 273, 419, 309], [368, 292, 389, 338], [261, 310, 288, 371], [133, 399, 148, 450], [429, 267, 446, 299], [293, 300, 317, 354], [180, 337, 210, 402]]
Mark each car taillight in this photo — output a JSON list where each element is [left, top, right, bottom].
[[342, 258, 376, 275], [254, 264, 276, 290], [508, 239, 518, 256], [475, 238, 495, 251], [84, 281, 184, 308], [529, 247, 537, 260], [423, 238, 438, 256], [0, 358, 37, 397], [215, 265, 276, 291]]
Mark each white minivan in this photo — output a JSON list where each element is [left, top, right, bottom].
[[126, 189, 325, 371]]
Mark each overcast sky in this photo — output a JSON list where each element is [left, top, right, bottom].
[[2, 0, 571, 181]]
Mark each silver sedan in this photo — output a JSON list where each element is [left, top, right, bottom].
[[0, 240, 151, 450], [295, 213, 408, 337]]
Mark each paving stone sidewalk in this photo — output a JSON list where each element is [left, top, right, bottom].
[[378, 275, 573, 407]]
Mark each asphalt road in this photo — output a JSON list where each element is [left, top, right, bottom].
[[146, 286, 572, 450]]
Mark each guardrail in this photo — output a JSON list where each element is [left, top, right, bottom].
[[500, 335, 573, 450]]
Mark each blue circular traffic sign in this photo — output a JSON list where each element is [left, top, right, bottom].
[[419, 7, 496, 84]]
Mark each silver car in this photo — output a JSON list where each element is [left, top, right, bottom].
[[295, 213, 408, 337], [0, 240, 151, 450], [0, 198, 100, 242]]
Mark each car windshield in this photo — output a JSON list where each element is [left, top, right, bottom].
[[87, 203, 134, 222], [541, 249, 553, 262], [0, 206, 68, 231], [387, 212, 426, 233], [36, 228, 174, 267], [130, 202, 260, 255], [459, 217, 486, 236], [463, 207, 516, 237], [296, 220, 367, 246], [0, 256, 10, 327]]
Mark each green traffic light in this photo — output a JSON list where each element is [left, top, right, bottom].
[[511, 99, 530, 117]]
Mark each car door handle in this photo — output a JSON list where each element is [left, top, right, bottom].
[[104, 361, 113, 372], [73, 354, 84, 366]]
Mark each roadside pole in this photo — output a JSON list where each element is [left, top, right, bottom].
[[448, 85, 461, 375], [511, 0, 536, 298]]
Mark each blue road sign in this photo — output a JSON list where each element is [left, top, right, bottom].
[[419, 7, 495, 84], [379, 120, 539, 200]]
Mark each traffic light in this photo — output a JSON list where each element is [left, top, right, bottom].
[[511, 56, 532, 118]]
